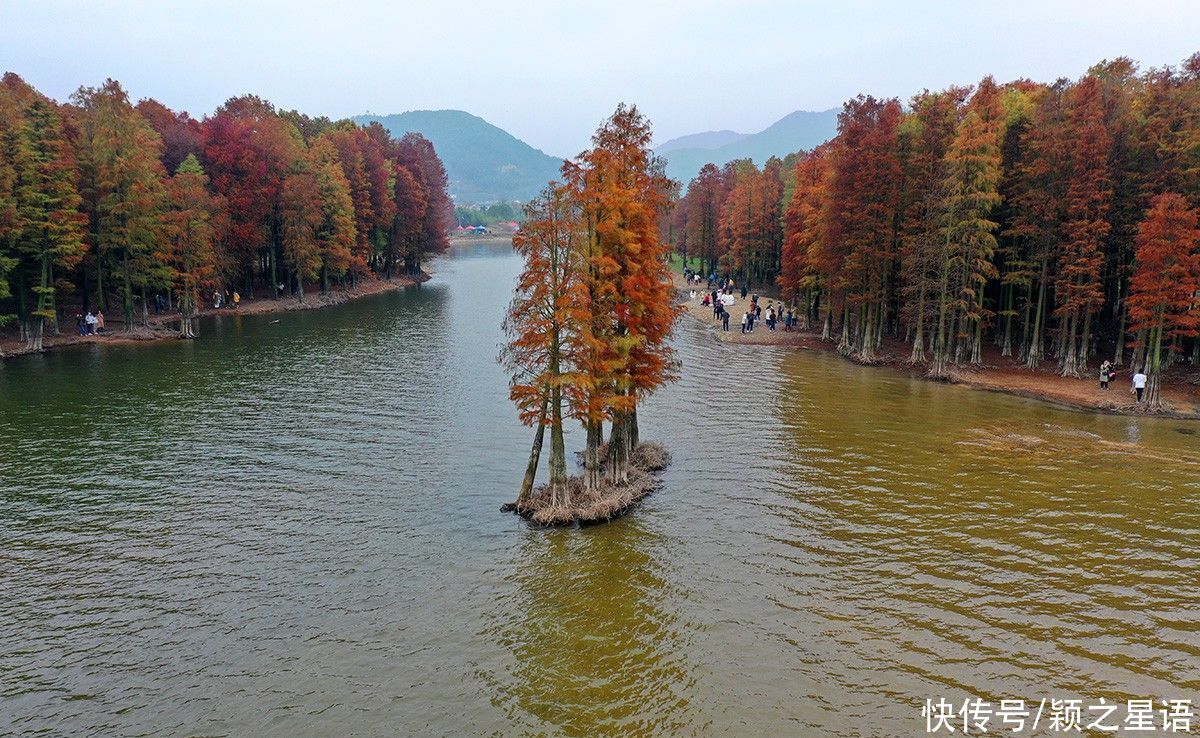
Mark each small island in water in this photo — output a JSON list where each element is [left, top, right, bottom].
[[499, 105, 679, 525]]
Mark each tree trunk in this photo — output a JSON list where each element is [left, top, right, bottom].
[[515, 394, 549, 505], [1018, 283, 1033, 363], [910, 279, 927, 364], [95, 257, 106, 312], [859, 302, 877, 362], [1060, 312, 1079, 376], [584, 419, 603, 492], [29, 316, 44, 352], [838, 303, 851, 355], [1114, 300, 1128, 367], [1001, 284, 1014, 357], [1026, 258, 1048, 369], [930, 242, 951, 377], [608, 410, 630, 485], [180, 287, 195, 339], [548, 387, 568, 507], [1146, 320, 1164, 410], [970, 286, 984, 365], [1131, 327, 1147, 373], [122, 251, 134, 332]]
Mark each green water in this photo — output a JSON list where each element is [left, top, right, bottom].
[[2, 244, 1197, 736]]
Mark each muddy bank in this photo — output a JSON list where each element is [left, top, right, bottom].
[[677, 276, 1200, 420], [0, 273, 427, 361], [503, 442, 672, 526]]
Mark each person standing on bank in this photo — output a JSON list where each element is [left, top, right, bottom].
[[721, 308, 730, 331], [1100, 360, 1111, 390], [1131, 368, 1147, 403]]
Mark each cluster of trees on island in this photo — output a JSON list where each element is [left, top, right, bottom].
[[671, 54, 1200, 407], [502, 105, 676, 522], [0, 73, 453, 349]]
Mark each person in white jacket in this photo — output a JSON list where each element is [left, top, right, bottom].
[[1131, 369, 1147, 403]]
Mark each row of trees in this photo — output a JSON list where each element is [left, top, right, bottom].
[[0, 74, 453, 349], [671, 55, 1200, 407], [502, 105, 677, 507]]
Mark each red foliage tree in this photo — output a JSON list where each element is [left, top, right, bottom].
[[1126, 193, 1200, 407], [1056, 75, 1113, 376], [825, 95, 904, 359]]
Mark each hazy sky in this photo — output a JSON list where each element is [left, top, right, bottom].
[[3, 1, 1198, 156]]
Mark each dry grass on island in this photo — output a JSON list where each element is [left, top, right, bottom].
[[503, 442, 671, 526]]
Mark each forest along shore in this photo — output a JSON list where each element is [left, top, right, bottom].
[[0, 273, 426, 360], [676, 274, 1200, 420]]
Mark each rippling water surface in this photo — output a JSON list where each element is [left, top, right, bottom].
[[2, 243, 1198, 736]]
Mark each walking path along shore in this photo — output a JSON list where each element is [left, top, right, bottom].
[[0, 273, 427, 360], [675, 273, 1200, 420]]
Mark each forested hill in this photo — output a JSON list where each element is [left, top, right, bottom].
[[355, 110, 563, 204], [657, 108, 839, 185]]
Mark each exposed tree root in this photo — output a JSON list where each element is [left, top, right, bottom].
[[502, 442, 671, 526]]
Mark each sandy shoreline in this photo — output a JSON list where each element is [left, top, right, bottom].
[[0, 273, 426, 361], [677, 276, 1200, 420]]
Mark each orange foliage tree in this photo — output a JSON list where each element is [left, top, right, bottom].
[[1127, 193, 1200, 408], [1056, 76, 1113, 376], [501, 184, 582, 506], [503, 104, 679, 503], [825, 96, 904, 360]]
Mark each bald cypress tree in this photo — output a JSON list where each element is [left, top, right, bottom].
[[163, 154, 221, 338], [13, 95, 86, 350], [1056, 76, 1113, 376], [930, 81, 1004, 375], [1127, 194, 1200, 409], [73, 79, 168, 330]]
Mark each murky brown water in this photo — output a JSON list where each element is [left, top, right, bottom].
[[2, 244, 1197, 736]]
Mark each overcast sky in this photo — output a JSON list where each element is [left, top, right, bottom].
[[3, 0, 1198, 157]]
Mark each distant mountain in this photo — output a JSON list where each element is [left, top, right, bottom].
[[657, 109, 840, 185], [655, 129, 749, 154], [354, 110, 563, 204]]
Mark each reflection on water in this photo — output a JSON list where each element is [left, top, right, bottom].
[[488, 523, 694, 736], [1, 244, 1198, 736]]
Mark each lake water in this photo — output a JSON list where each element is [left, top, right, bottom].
[[2, 243, 1198, 736]]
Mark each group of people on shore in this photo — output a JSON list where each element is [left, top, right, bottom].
[[1101, 360, 1150, 402], [69, 287, 245, 338], [684, 265, 1160, 406], [693, 284, 796, 334], [212, 290, 242, 310], [731, 293, 795, 334], [74, 311, 105, 336], [685, 269, 799, 335]]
